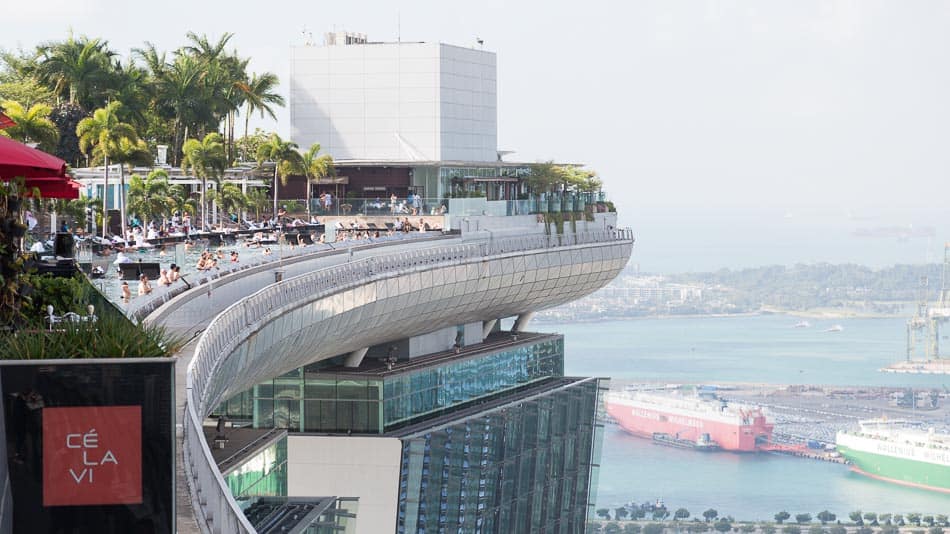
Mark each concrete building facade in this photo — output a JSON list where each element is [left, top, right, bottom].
[[291, 39, 497, 163]]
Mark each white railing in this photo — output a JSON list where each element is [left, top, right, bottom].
[[126, 232, 446, 321], [182, 228, 633, 533]]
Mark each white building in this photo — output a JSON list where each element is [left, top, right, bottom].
[[290, 34, 498, 163]]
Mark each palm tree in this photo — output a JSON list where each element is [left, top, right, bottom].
[[245, 187, 270, 221], [207, 182, 247, 224], [255, 134, 304, 220], [300, 143, 334, 219], [110, 136, 153, 236], [104, 61, 152, 132], [168, 183, 199, 223], [181, 133, 226, 230], [237, 72, 284, 160], [182, 32, 249, 164], [127, 169, 174, 226], [182, 32, 234, 63], [76, 101, 139, 238], [33, 33, 117, 109], [0, 100, 60, 151], [151, 54, 204, 166]]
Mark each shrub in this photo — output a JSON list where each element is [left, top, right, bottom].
[[0, 312, 181, 359]]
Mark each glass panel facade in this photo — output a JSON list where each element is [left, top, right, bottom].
[[397, 378, 604, 534], [439, 165, 531, 200], [226, 436, 288, 501], [384, 337, 563, 430], [216, 336, 564, 435]]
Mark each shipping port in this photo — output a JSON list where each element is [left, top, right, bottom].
[[605, 381, 950, 464]]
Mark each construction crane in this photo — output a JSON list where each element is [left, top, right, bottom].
[[929, 243, 950, 358], [907, 276, 930, 360], [906, 243, 950, 361]]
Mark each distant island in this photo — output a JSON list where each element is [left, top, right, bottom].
[[537, 263, 944, 322]]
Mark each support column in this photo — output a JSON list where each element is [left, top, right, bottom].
[[343, 347, 369, 368], [512, 312, 535, 333], [482, 319, 497, 340]]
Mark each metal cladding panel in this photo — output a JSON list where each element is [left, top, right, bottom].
[[204, 241, 632, 409]]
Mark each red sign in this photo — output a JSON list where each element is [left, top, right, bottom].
[[42, 406, 143, 506]]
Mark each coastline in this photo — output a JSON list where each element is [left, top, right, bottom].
[[536, 308, 902, 324]]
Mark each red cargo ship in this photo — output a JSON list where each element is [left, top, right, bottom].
[[605, 390, 773, 452]]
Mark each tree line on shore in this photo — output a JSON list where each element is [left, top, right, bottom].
[[663, 263, 945, 313], [593, 506, 950, 534]]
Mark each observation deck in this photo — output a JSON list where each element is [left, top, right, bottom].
[[141, 229, 633, 533]]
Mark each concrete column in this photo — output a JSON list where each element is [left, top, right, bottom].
[[482, 319, 497, 340], [463, 322, 481, 346], [409, 327, 456, 358], [343, 347, 369, 368], [512, 312, 535, 333]]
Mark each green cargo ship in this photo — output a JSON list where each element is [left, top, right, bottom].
[[835, 419, 950, 493]]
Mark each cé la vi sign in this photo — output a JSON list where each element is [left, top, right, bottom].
[[43, 406, 143, 506]]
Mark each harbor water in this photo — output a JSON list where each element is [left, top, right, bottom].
[[548, 315, 950, 519]]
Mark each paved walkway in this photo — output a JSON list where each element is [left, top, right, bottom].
[[174, 340, 201, 534]]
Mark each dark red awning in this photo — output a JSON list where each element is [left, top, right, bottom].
[[0, 136, 77, 198], [21, 176, 82, 199], [0, 112, 15, 130], [0, 135, 68, 180]]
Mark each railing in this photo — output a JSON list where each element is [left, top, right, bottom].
[[183, 228, 633, 533], [308, 197, 448, 217], [288, 193, 613, 218], [121, 232, 443, 321]]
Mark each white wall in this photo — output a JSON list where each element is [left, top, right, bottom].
[[287, 435, 402, 534], [438, 44, 497, 162], [290, 42, 497, 162], [462, 322, 482, 346], [408, 325, 456, 357]]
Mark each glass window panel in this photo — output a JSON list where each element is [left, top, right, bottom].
[[305, 378, 337, 399], [337, 379, 368, 400], [255, 399, 274, 428]]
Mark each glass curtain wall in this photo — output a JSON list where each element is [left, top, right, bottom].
[[225, 437, 288, 502], [215, 337, 564, 435], [397, 378, 604, 534]]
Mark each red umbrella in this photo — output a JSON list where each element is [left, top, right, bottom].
[[0, 112, 15, 130], [20, 176, 82, 199], [0, 135, 68, 179], [0, 136, 79, 198]]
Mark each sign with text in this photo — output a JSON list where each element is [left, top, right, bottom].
[[1, 359, 174, 533], [42, 406, 143, 506]]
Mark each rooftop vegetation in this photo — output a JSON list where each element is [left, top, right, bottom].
[[0, 182, 180, 358]]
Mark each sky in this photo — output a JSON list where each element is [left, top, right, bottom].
[[6, 0, 950, 272]]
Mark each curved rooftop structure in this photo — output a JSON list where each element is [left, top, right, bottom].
[[152, 228, 633, 532]]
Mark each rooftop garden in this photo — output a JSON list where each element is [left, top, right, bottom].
[[0, 181, 181, 359]]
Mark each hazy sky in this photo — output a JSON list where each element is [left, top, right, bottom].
[[7, 1, 950, 271]]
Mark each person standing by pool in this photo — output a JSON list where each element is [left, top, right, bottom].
[[138, 274, 153, 296]]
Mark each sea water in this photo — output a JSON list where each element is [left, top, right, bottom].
[[547, 315, 950, 519]]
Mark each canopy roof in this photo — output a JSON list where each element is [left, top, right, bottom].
[[0, 112, 14, 130], [0, 136, 79, 198]]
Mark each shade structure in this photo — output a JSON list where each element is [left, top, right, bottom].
[[0, 135, 68, 180], [0, 136, 77, 198], [0, 112, 14, 130], [21, 176, 82, 199]]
